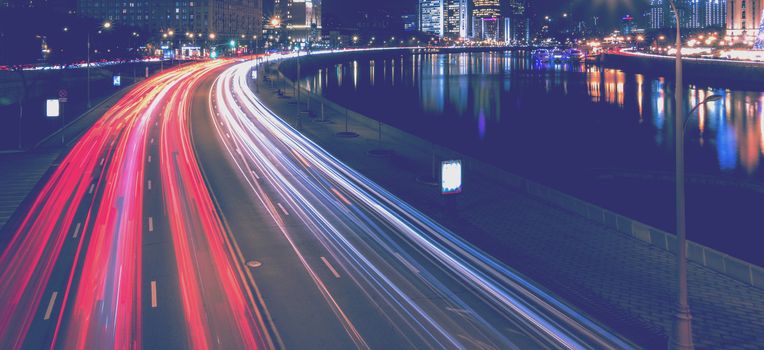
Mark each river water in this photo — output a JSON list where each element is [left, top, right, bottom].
[[297, 50, 764, 265]]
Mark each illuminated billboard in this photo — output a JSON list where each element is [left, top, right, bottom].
[[441, 160, 462, 195], [46, 99, 60, 118]]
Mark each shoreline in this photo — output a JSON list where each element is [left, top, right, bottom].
[[271, 51, 764, 280], [253, 56, 764, 348]]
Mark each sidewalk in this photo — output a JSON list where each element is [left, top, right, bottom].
[[0, 87, 132, 233], [257, 65, 764, 349]]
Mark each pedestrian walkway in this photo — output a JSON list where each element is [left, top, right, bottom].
[[256, 65, 764, 349]]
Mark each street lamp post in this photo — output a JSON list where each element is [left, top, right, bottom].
[[666, 1, 694, 349], [88, 21, 111, 108], [87, 31, 91, 108]]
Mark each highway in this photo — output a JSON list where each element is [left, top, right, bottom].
[[189, 57, 637, 349], [0, 61, 270, 350], [0, 54, 634, 349]]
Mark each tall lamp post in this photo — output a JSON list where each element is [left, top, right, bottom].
[[608, 0, 693, 348], [88, 21, 111, 108], [666, 1, 695, 348]]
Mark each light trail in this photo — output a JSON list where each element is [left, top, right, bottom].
[[0, 60, 269, 350], [208, 57, 637, 349]]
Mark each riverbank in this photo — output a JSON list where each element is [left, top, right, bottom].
[[258, 57, 764, 349], [279, 49, 764, 267], [602, 51, 764, 87]]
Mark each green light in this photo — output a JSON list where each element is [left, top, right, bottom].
[[211, 51, 218, 59], [230, 40, 236, 47]]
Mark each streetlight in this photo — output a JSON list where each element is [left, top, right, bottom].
[[664, 2, 694, 348], [683, 95, 722, 132], [252, 35, 258, 54], [88, 21, 111, 108], [606, 0, 691, 348]]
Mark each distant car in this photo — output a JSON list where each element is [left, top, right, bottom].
[[533, 49, 550, 62], [552, 48, 565, 62], [563, 48, 585, 62]]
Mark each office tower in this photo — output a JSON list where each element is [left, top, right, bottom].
[[472, 0, 501, 40], [650, 0, 666, 29], [705, 0, 727, 27], [444, 0, 468, 38], [419, 0, 443, 36], [504, 0, 528, 44], [727, 0, 764, 43], [272, 0, 321, 41], [78, 0, 262, 41]]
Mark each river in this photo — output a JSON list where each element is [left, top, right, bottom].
[[293, 50, 764, 265]]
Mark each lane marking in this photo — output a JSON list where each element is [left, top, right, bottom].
[[148, 155, 152, 163], [72, 222, 82, 239], [150, 281, 158, 308], [148, 217, 154, 232], [43, 292, 58, 320], [331, 188, 352, 206], [151, 138, 154, 144], [88, 184, 95, 194], [250, 169, 260, 180], [320, 257, 341, 279], [147, 180, 152, 190], [276, 203, 289, 216], [394, 252, 420, 274], [446, 307, 473, 315], [99, 158, 105, 166]]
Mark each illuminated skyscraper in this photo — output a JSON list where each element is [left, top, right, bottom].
[[78, 0, 262, 41], [419, 0, 444, 37], [472, 0, 501, 40], [444, 0, 468, 38], [727, 0, 764, 43], [706, 0, 727, 27], [650, 0, 666, 29], [273, 0, 321, 41], [504, 0, 529, 44]]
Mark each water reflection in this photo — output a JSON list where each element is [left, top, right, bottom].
[[309, 51, 764, 178]]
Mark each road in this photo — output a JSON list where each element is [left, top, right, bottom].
[[0, 55, 634, 349], [189, 58, 636, 349], [0, 61, 270, 350]]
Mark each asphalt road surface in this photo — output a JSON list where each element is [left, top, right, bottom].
[[0, 55, 635, 350]]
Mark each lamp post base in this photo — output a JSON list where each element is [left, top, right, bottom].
[[670, 305, 694, 350]]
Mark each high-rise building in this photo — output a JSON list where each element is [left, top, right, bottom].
[[443, 0, 468, 38], [649, 0, 666, 29], [726, 0, 764, 43], [77, 0, 262, 41], [504, 0, 529, 44], [649, 0, 727, 29], [686, 0, 703, 28], [3, 0, 75, 12], [273, 0, 321, 41], [706, 0, 727, 27], [419, 0, 444, 37], [472, 0, 501, 40], [402, 14, 418, 32]]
